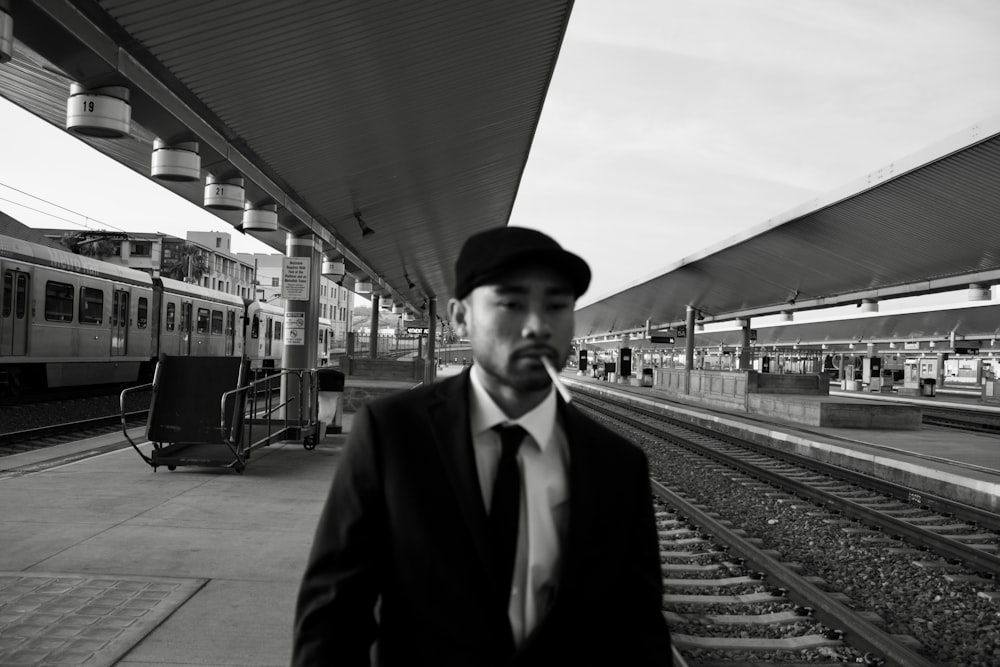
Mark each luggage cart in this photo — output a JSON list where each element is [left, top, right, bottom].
[[121, 354, 321, 473]]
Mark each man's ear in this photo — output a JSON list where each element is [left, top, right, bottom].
[[447, 298, 467, 337]]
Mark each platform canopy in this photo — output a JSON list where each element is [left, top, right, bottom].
[[0, 0, 574, 313], [575, 118, 1000, 341]]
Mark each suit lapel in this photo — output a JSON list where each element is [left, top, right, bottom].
[[427, 370, 494, 572]]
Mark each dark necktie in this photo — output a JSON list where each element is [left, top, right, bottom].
[[489, 424, 526, 603]]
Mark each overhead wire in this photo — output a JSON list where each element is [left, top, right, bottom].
[[0, 181, 128, 233]]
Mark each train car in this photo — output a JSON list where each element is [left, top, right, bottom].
[[245, 299, 284, 369], [318, 316, 334, 365], [154, 277, 245, 360], [1, 232, 154, 393], [1, 231, 342, 395]]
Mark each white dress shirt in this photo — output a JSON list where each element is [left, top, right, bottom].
[[468, 365, 570, 645]]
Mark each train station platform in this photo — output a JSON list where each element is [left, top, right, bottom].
[[1, 362, 995, 666], [562, 371, 1000, 515], [0, 364, 470, 666], [0, 421, 355, 666]]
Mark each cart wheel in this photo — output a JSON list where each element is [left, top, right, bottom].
[[303, 436, 317, 451], [234, 462, 245, 474], [167, 465, 176, 471]]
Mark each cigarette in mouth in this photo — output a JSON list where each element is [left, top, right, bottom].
[[541, 356, 573, 404]]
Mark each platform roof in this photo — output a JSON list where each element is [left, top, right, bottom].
[[575, 117, 1000, 340], [588, 303, 1000, 354], [3, 3, 999, 337], [1, 0, 574, 314]]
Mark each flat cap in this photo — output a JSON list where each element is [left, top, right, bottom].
[[454, 226, 591, 299]]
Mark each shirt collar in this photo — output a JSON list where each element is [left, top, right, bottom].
[[469, 364, 557, 452]]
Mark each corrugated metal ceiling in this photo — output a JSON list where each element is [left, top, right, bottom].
[[2, 0, 573, 312], [3, 1, 998, 338], [575, 120, 1000, 339]]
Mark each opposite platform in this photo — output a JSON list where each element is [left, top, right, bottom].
[[564, 372, 1000, 514]]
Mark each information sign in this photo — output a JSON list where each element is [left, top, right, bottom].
[[281, 257, 311, 300], [676, 325, 687, 338], [407, 327, 429, 335], [284, 311, 305, 346]]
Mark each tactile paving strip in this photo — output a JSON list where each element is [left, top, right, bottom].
[[0, 572, 206, 666]]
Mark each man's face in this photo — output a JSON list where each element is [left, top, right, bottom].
[[450, 266, 576, 393]]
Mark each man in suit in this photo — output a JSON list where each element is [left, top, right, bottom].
[[293, 227, 672, 666]]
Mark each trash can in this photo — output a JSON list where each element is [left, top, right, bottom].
[[921, 378, 936, 397], [316, 368, 345, 435], [641, 368, 654, 387]]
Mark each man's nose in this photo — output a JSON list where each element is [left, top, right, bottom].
[[520, 309, 551, 339]]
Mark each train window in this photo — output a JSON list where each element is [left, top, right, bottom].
[[2, 272, 10, 317], [227, 311, 235, 335], [44, 281, 74, 322], [251, 314, 260, 339], [211, 310, 223, 335], [165, 302, 176, 331], [137, 297, 148, 329], [274, 321, 282, 340], [196, 307, 210, 334], [79, 286, 104, 324]]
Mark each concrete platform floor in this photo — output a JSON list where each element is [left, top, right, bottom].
[[0, 365, 471, 666], [0, 421, 353, 667]]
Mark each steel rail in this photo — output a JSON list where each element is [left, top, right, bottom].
[[649, 478, 936, 667], [0, 411, 148, 447], [575, 390, 1000, 527], [576, 395, 1000, 577]]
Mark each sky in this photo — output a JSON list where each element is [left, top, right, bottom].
[[2, 0, 1000, 314]]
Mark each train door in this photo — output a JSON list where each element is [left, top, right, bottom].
[[180, 301, 193, 355], [1, 270, 30, 356], [265, 317, 273, 357], [110, 288, 130, 356], [226, 309, 236, 356]]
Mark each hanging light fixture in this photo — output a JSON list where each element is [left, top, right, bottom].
[[204, 175, 244, 210], [355, 211, 374, 237], [66, 84, 131, 138], [151, 139, 200, 181], [321, 254, 346, 277], [242, 202, 278, 231]]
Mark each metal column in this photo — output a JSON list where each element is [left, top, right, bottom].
[[425, 297, 437, 384], [739, 318, 752, 370], [685, 305, 696, 370], [281, 233, 321, 425], [369, 294, 380, 359]]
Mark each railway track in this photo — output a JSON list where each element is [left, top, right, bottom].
[[0, 411, 149, 457], [573, 390, 999, 665], [653, 484, 931, 666], [922, 407, 1000, 435]]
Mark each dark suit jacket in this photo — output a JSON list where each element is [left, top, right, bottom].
[[293, 369, 671, 666]]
